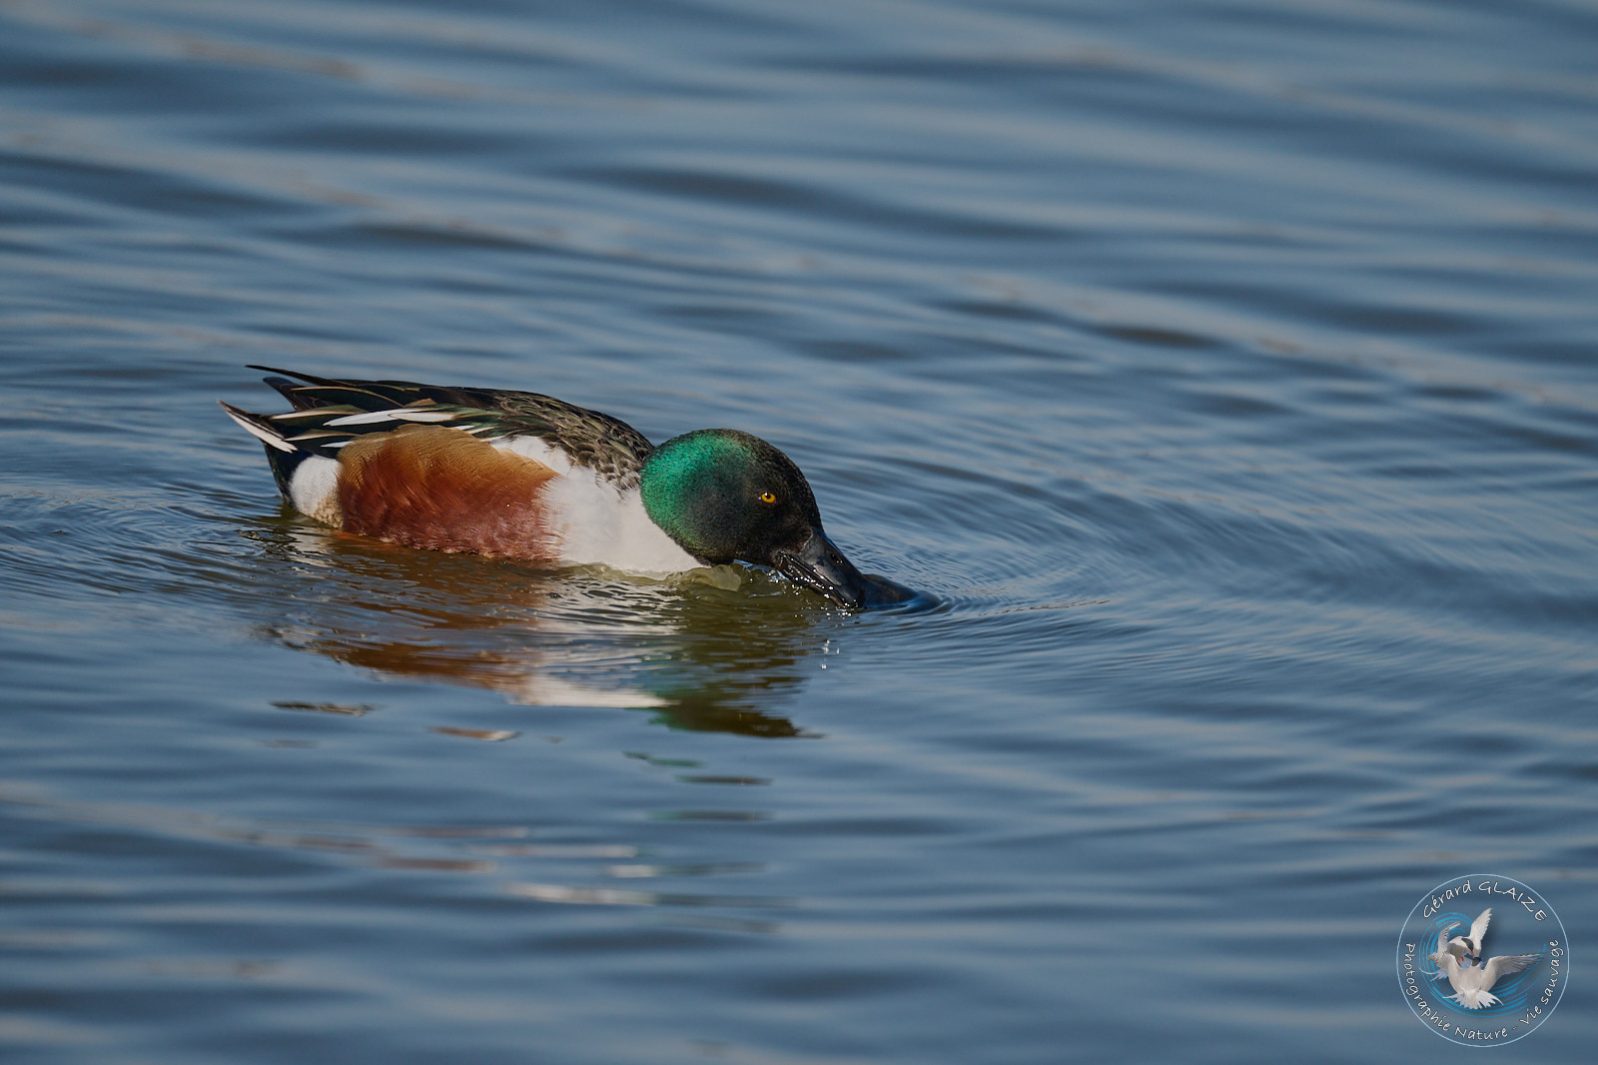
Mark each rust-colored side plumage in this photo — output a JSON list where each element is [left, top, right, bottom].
[[336, 425, 557, 560]]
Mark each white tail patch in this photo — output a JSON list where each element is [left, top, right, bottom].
[[288, 456, 343, 524], [223, 406, 295, 453]]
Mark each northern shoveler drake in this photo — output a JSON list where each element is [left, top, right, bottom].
[[223, 367, 911, 609]]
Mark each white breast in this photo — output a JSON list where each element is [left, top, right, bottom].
[[492, 436, 697, 574], [538, 469, 699, 575]]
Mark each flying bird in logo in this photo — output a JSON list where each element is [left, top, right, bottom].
[[1429, 908, 1540, 1009], [1440, 908, 1493, 966]]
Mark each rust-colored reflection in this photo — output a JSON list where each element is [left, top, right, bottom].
[[242, 517, 833, 737]]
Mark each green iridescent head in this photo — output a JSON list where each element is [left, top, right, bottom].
[[640, 429, 873, 608]]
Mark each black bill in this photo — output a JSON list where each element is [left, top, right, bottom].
[[773, 529, 872, 609], [773, 529, 917, 610]]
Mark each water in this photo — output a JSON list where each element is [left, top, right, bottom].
[[2, 0, 1595, 1060]]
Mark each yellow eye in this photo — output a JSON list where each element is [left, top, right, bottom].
[[758, 491, 778, 505]]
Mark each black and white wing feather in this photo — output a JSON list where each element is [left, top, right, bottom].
[[221, 366, 657, 490]]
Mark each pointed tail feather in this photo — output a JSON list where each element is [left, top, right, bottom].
[[220, 401, 310, 498], [220, 401, 293, 452]]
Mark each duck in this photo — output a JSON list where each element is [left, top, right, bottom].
[[222, 366, 909, 609]]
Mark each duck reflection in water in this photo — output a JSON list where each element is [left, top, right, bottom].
[[245, 519, 851, 738]]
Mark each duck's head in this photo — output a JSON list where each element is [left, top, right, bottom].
[[641, 429, 877, 609]]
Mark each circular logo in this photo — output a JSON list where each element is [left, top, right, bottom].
[[1395, 873, 1569, 1045]]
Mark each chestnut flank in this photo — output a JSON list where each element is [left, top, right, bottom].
[[337, 425, 557, 560]]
